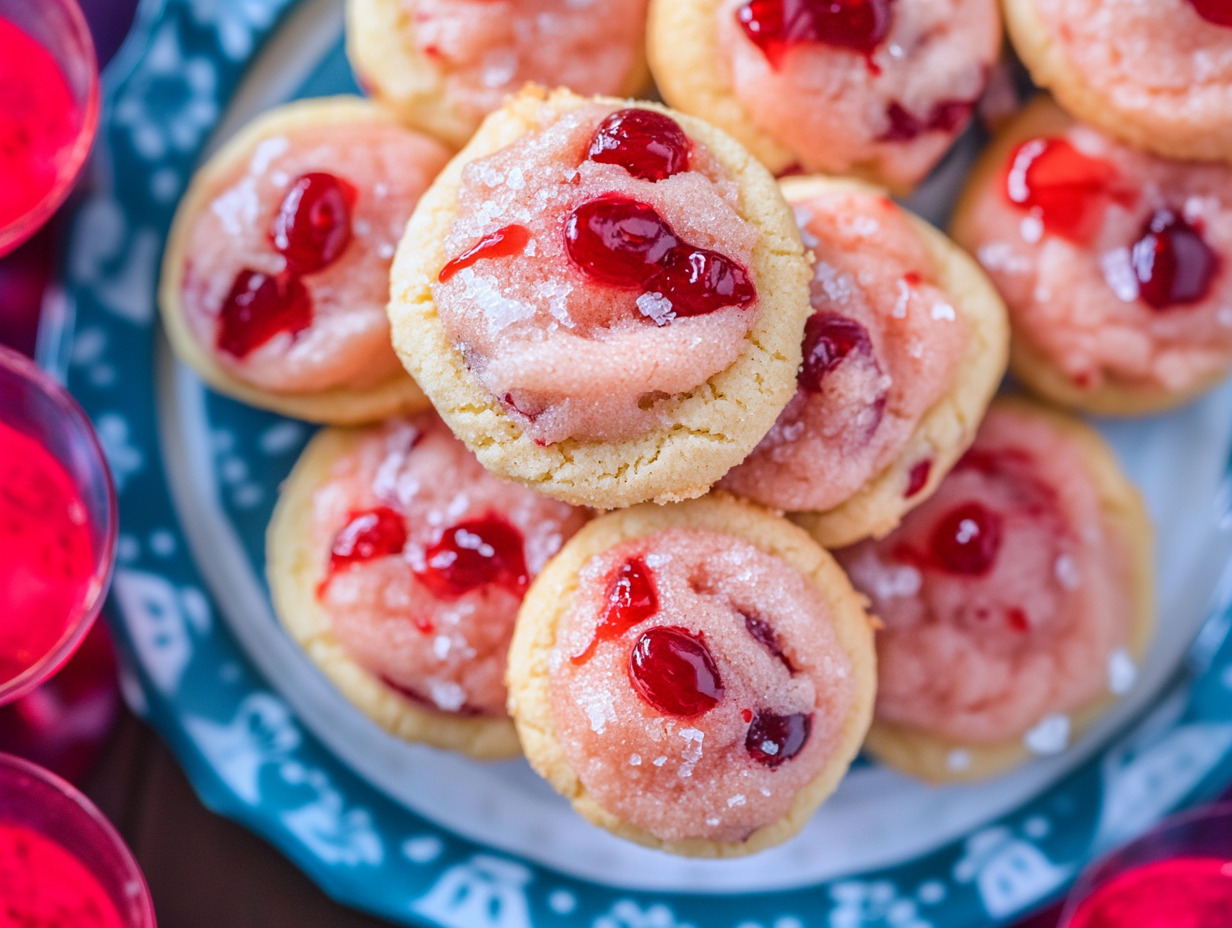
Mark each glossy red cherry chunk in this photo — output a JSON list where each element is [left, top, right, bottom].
[[565, 194, 757, 317], [415, 515, 529, 599], [1130, 209, 1220, 310], [565, 194, 679, 288], [744, 613, 794, 671], [799, 312, 874, 393], [878, 99, 974, 143], [737, 0, 893, 70], [1188, 0, 1232, 26], [328, 507, 408, 577], [439, 224, 532, 283], [746, 710, 812, 767], [905, 459, 932, 498], [1005, 137, 1118, 242], [628, 626, 724, 717], [930, 501, 1002, 575], [647, 246, 757, 317], [269, 172, 357, 275], [573, 556, 659, 664], [216, 269, 313, 359], [588, 109, 691, 182]]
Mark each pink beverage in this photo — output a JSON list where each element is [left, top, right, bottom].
[[0, 421, 96, 689], [1066, 857, 1232, 928], [0, 822, 126, 927]]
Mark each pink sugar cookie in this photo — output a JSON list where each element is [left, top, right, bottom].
[[507, 495, 876, 856], [267, 411, 588, 759], [648, 0, 1001, 192], [161, 97, 451, 424], [953, 97, 1232, 415], [836, 397, 1153, 782]]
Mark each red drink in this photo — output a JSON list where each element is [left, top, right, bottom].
[[0, 420, 96, 688], [0, 822, 126, 928], [0, 15, 82, 233], [1066, 856, 1232, 928]]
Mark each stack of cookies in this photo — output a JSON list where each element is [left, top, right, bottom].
[[157, 0, 1225, 858]]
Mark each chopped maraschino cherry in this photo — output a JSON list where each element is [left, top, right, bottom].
[[327, 507, 408, 577], [1188, 0, 1232, 26], [439, 224, 532, 283], [798, 312, 875, 393], [878, 99, 974, 143], [573, 556, 659, 664], [905, 459, 932, 498], [1130, 209, 1219, 310], [737, 0, 893, 70], [746, 710, 812, 767], [628, 626, 724, 717], [744, 613, 794, 671], [564, 194, 757, 316], [415, 515, 529, 599], [588, 109, 691, 182], [1005, 137, 1119, 242], [930, 501, 1002, 575], [270, 172, 357, 275], [216, 269, 313, 358]]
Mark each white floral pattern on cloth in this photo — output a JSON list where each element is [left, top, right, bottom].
[[187, 0, 284, 59], [413, 856, 533, 928], [953, 827, 1074, 920], [68, 196, 162, 324], [829, 881, 934, 928]]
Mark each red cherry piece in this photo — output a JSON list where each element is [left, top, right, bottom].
[[439, 224, 532, 283], [328, 507, 408, 576], [799, 312, 874, 393], [1004, 137, 1118, 242], [645, 246, 758, 317], [930, 501, 1003, 575], [1007, 607, 1030, 633], [216, 269, 313, 359], [628, 626, 724, 717], [573, 556, 659, 664], [737, 0, 893, 70], [588, 109, 691, 182], [415, 515, 529, 599], [565, 194, 679, 288], [745, 710, 812, 767], [1188, 0, 1232, 26], [1131, 209, 1220, 310], [565, 194, 757, 317], [878, 99, 974, 143], [743, 613, 794, 671], [905, 459, 932, 498], [269, 172, 357, 275]]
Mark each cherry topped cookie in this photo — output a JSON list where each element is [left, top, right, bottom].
[[721, 176, 1008, 547], [347, 0, 651, 148], [161, 97, 451, 424], [647, 0, 1001, 192], [1005, 0, 1232, 161], [507, 495, 876, 856], [836, 398, 1153, 782], [389, 86, 812, 509], [953, 97, 1232, 414], [267, 411, 589, 759]]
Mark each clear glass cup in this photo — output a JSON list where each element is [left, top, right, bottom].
[[0, 751, 155, 926], [1060, 802, 1232, 926], [0, 0, 100, 257], [0, 345, 117, 705]]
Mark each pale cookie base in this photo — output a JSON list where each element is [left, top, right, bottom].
[[159, 96, 432, 426], [951, 95, 1230, 416], [267, 425, 521, 760], [1004, 0, 1232, 162], [506, 493, 878, 857], [388, 85, 812, 509], [787, 175, 1009, 549], [347, 0, 652, 149], [861, 396, 1155, 783]]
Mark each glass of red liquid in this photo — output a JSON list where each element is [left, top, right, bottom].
[[0, 345, 117, 705], [0, 751, 154, 926], [0, 0, 99, 257], [1060, 802, 1232, 928]]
